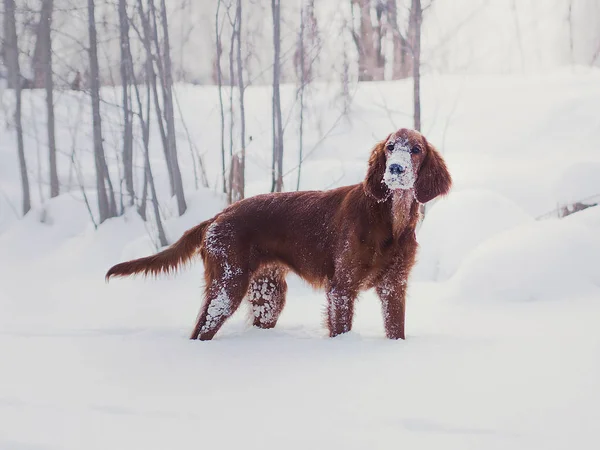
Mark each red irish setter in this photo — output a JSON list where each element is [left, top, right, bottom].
[[106, 128, 452, 340]]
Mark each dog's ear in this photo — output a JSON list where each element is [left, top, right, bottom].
[[414, 138, 452, 204], [364, 136, 391, 201]]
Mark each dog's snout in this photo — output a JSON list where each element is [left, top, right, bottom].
[[389, 163, 405, 176]]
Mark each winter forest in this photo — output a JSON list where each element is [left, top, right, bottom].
[[1, 0, 600, 449]]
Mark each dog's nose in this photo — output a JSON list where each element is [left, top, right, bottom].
[[389, 164, 405, 176]]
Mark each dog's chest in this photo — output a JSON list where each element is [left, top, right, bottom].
[[391, 191, 414, 238]]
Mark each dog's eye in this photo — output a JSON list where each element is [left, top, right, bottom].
[[411, 147, 421, 154], [386, 143, 395, 151]]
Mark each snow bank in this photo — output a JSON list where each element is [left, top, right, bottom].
[[449, 209, 600, 303], [0, 194, 94, 263], [413, 190, 533, 281], [552, 161, 600, 206]]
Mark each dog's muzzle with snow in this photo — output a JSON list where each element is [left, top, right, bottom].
[[383, 140, 416, 190]]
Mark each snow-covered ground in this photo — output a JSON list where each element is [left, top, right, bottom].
[[1, 69, 600, 449]]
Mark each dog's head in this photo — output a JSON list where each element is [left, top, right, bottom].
[[364, 128, 452, 203]]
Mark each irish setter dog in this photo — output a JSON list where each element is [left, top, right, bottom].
[[106, 128, 452, 340]]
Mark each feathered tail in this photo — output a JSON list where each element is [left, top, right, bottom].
[[105, 219, 213, 281]]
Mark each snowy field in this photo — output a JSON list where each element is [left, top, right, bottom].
[[1, 69, 600, 449]]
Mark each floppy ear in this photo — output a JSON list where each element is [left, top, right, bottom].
[[414, 139, 452, 204], [364, 136, 390, 202]]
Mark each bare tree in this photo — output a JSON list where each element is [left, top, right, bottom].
[[158, 0, 187, 216], [134, 0, 187, 214], [216, 0, 247, 204], [4, 0, 31, 215], [134, 59, 168, 247], [410, 0, 422, 131], [133, 0, 173, 194], [296, 2, 307, 191], [44, 1, 58, 198], [134, 0, 188, 217], [214, 0, 227, 194], [138, 90, 150, 223], [88, 0, 116, 223], [124, 5, 167, 244], [271, 0, 284, 192], [294, 0, 319, 190], [32, 1, 49, 89], [387, 0, 412, 79], [30, 0, 60, 198], [341, 33, 352, 115], [232, 0, 246, 202], [350, 0, 384, 81], [227, 2, 236, 198], [119, 0, 134, 206]]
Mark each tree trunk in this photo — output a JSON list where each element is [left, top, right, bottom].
[[351, 0, 379, 82], [296, 3, 306, 191], [44, 0, 59, 198], [136, 0, 174, 196], [271, 0, 284, 192], [138, 158, 148, 220], [127, 8, 167, 245], [139, 76, 152, 221], [228, 4, 236, 178], [5, 0, 31, 215], [87, 0, 115, 223], [388, 0, 412, 79], [130, 49, 167, 245], [119, 0, 134, 206], [232, 0, 245, 202], [226, 4, 236, 205], [159, 0, 187, 215], [32, 0, 52, 89], [33, 0, 60, 198], [410, 0, 422, 132], [140, 65, 167, 247], [215, 1, 227, 194], [410, 0, 424, 218], [139, 77, 167, 246], [373, 1, 386, 80]]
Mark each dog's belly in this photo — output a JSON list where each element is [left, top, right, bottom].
[[251, 230, 334, 287]]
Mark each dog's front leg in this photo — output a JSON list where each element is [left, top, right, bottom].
[[376, 278, 407, 340], [326, 283, 357, 337]]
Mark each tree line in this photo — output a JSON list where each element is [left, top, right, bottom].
[[1, 0, 444, 246]]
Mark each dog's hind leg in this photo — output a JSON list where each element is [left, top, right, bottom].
[[247, 266, 288, 329], [190, 263, 250, 341]]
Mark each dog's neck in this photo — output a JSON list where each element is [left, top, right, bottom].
[[390, 189, 415, 239]]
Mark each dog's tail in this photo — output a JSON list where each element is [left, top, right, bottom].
[[105, 219, 213, 281]]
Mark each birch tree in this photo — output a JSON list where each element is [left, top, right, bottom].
[[31, 0, 59, 198], [119, 0, 134, 206], [4, 0, 31, 215], [271, 0, 284, 192], [214, 0, 227, 194], [88, 0, 116, 223], [294, 0, 320, 190], [387, 0, 412, 79], [158, 0, 187, 215], [410, 0, 422, 131], [232, 0, 246, 202]]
